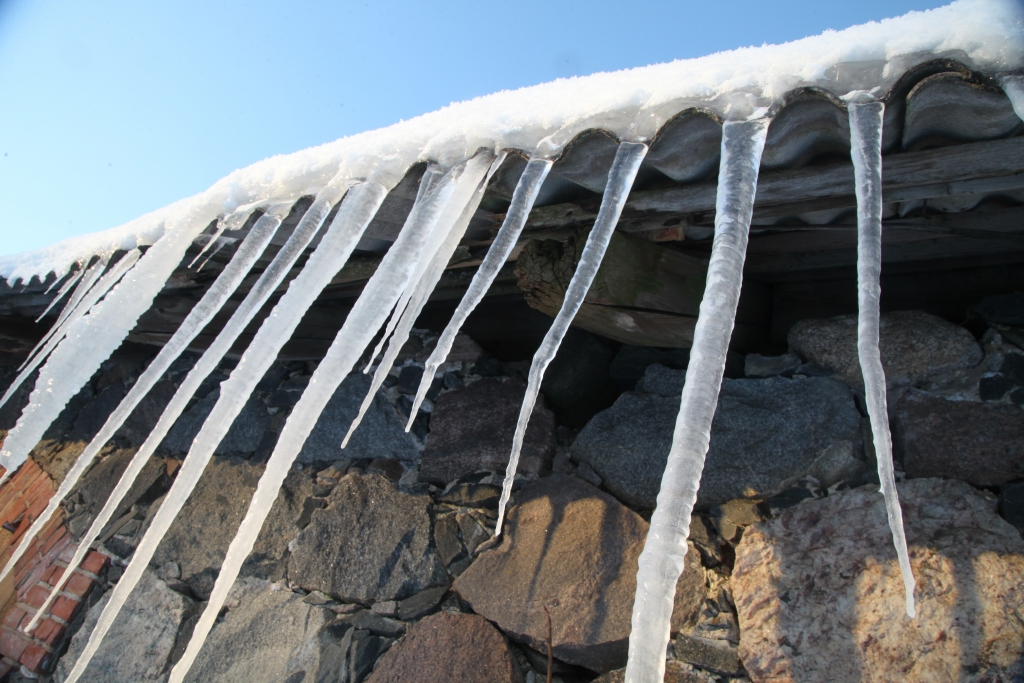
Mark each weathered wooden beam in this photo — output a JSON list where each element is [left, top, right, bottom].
[[514, 229, 769, 349]]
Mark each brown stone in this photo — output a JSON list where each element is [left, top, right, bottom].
[[591, 661, 716, 683], [453, 475, 705, 673], [895, 390, 1024, 486], [288, 473, 446, 603], [732, 478, 1024, 683], [366, 611, 521, 683], [419, 378, 556, 485], [788, 310, 982, 387]]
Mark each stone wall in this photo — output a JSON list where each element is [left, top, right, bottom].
[[0, 293, 1021, 682]]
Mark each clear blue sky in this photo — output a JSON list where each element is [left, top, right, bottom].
[[0, 0, 945, 257]]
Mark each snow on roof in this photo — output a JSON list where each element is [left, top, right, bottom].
[[3, 0, 1023, 283]]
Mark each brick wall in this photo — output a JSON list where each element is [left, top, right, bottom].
[[0, 460, 108, 678]]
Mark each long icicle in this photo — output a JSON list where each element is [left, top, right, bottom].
[[494, 142, 648, 532], [30, 255, 107, 336], [363, 294, 412, 372], [998, 74, 1024, 123], [167, 154, 496, 683], [849, 98, 916, 618], [42, 267, 75, 295], [344, 152, 505, 447], [59, 177, 395, 683], [2, 209, 284, 593], [0, 250, 139, 438], [625, 117, 768, 683], [0, 210, 214, 486], [23, 182, 354, 638], [18, 259, 102, 375], [34, 263, 86, 323], [405, 157, 553, 425], [362, 167, 448, 371], [13, 255, 112, 378]]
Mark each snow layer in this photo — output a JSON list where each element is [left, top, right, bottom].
[[1, 0, 1021, 283]]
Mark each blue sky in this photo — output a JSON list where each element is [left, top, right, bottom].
[[0, 0, 945, 257]]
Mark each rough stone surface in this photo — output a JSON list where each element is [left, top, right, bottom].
[[635, 363, 687, 397], [70, 446, 166, 540], [299, 373, 419, 464], [153, 458, 312, 597], [732, 479, 1024, 683], [183, 579, 341, 683], [788, 310, 982, 387], [366, 611, 521, 683], [289, 473, 447, 603], [397, 586, 448, 621], [895, 390, 1024, 487], [673, 634, 744, 676], [608, 345, 691, 389], [160, 390, 269, 456], [246, 467, 318, 580], [436, 482, 501, 509], [116, 380, 177, 447], [55, 569, 192, 683], [454, 475, 704, 673], [592, 661, 716, 683], [415, 333, 485, 366], [573, 374, 862, 508], [1001, 482, 1024, 530], [745, 352, 801, 378], [971, 292, 1024, 327], [153, 456, 259, 598], [419, 377, 556, 485], [540, 328, 620, 428]]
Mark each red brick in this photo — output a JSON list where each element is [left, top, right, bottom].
[[21, 585, 49, 610], [49, 596, 78, 623], [64, 572, 94, 599], [13, 541, 41, 573], [40, 527, 68, 557], [40, 564, 64, 587], [32, 619, 64, 646], [57, 546, 75, 563], [0, 629, 30, 660], [24, 500, 52, 526], [79, 551, 108, 576], [0, 609, 26, 630], [18, 642, 46, 670], [38, 513, 65, 539]]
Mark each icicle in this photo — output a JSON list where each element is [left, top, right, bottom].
[[34, 264, 85, 322], [165, 155, 496, 683], [195, 236, 237, 271], [998, 74, 1024, 123], [344, 152, 504, 447], [42, 268, 72, 295], [363, 296, 411, 373], [406, 157, 553, 425], [21, 194, 329, 636], [2, 210, 284, 593], [19, 255, 110, 373], [21, 183, 347, 636], [59, 177, 391, 683], [849, 98, 916, 618], [494, 142, 647, 532], [0, 250, 138, 418], [188, 222, 232, 268], [361, 166, 448, 373], [0, 210, 213, 485], [625, 118, 768, 683]]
